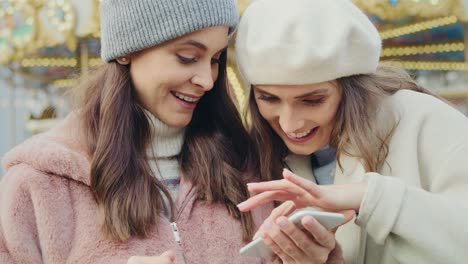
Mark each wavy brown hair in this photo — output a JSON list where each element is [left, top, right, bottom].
[[248, 66, 437, 180], [75, 50, 255, 241]]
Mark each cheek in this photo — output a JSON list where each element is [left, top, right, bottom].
[[316, 110, 336, 127], [312, 109, 339, 143], [131, 53, 193, 91], [130, 68, 150, 99], [323, 101, 341, 125], [255, 102, 274, 121], [312, 98, 340, 125], [256, 104, 284, 135], [130, 60, 161, 92]]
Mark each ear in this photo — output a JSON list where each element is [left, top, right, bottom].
[[116, 57, 130, 65]]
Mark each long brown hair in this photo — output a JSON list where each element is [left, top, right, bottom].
[[248, 66, 436, 180], [76, 50, 255, 241]]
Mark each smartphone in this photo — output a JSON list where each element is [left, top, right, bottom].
[[239, 208, 346, 259]]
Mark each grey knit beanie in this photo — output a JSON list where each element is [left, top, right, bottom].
[[100, 0, 238, 62]]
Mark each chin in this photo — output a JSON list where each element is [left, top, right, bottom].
[[286, 144, 316, 156], [167, 116, 193, 128], [290, 149, 314, 155]]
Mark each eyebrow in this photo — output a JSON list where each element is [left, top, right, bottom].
[[179, 40, 207, 51], [178, 40, 228, 54], [255, 87, 329, 98]]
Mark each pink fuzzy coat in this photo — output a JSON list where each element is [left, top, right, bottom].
[[0, 113, 272, 264]]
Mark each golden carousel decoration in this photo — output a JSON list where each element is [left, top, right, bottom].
[[352, 0, 468, 114], [1, 0, 468, 133], [0, 0, 101, 133]]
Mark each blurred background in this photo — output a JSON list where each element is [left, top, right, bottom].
[[1, 0, 468, 174]]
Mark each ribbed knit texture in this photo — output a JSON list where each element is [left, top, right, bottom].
[[100, 0, 238, 62], [145, 110, 185, 202]]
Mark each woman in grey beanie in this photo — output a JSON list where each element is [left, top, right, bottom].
[[0, 1, 280, 264], [236, 0, 468, 263]]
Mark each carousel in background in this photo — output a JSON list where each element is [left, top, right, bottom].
[[1, 0, 468, 141], [355, 0, 468, 115]]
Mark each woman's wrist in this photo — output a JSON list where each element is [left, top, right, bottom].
[[353, 182, 368, 212]]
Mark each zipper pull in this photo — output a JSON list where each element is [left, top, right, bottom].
[[170, 222, 182, 247]]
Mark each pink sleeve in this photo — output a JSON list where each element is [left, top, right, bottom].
[[0, 165, 44, 264], [0, 231, 15, 264]]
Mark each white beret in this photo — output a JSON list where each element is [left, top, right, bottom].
[[235, 0, 382, 85]]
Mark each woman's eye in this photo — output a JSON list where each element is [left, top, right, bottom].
[[177, 54, 197, 64], [303, 98, 325, 105], [258, 95, 278, 102]]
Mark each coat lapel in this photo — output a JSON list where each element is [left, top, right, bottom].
[[335, 153, 367, 264]]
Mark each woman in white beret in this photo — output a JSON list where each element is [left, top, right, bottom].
[[235, 0, 468, 263]]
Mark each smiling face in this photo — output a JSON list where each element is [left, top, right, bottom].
[[253, 81, 343, 155], [126, 26, 229, 128]]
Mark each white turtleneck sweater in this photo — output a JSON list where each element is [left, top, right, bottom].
[[144, 110, 185, 208]]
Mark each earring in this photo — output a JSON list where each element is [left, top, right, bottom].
[[118, 57, 129, 65]]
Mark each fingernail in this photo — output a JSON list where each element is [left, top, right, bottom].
[[277, 218, 288, 229], [303, 216, 314, 227], [264, 219, 273, 230], [237, 201, 246, 208]]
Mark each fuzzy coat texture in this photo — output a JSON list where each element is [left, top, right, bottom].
[[0, 113, 272, 264]]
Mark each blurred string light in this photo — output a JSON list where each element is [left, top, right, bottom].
[[7, 4, 35, 50], [47, 0, 75, 32], [2, 0, 468, 92], [46, 0, 76, 50], [377, 13, 465, 71], [381, 42, 465, 57], [21, 57, 77, 67], [353, 0, 461, 20], [89, 57, 104, 67], [0, 0, 79, 64], [20, 56, 104, 68], [53, 78, 76, 88], [382, 60, 468, 70], [380, 15, 458, 39]]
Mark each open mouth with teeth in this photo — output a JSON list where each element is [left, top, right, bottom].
[[171, 91, 200, 104], [289, 130, 312, 139], [286, 127, 318, 142]]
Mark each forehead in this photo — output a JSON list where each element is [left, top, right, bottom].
[[168, 26, 229, 51], [255, 81, 338, 97]]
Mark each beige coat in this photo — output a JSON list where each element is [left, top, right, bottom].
[[288, 90, 468, 264]]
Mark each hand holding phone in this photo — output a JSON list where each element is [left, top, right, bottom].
[[239, 208, 346, 259]]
